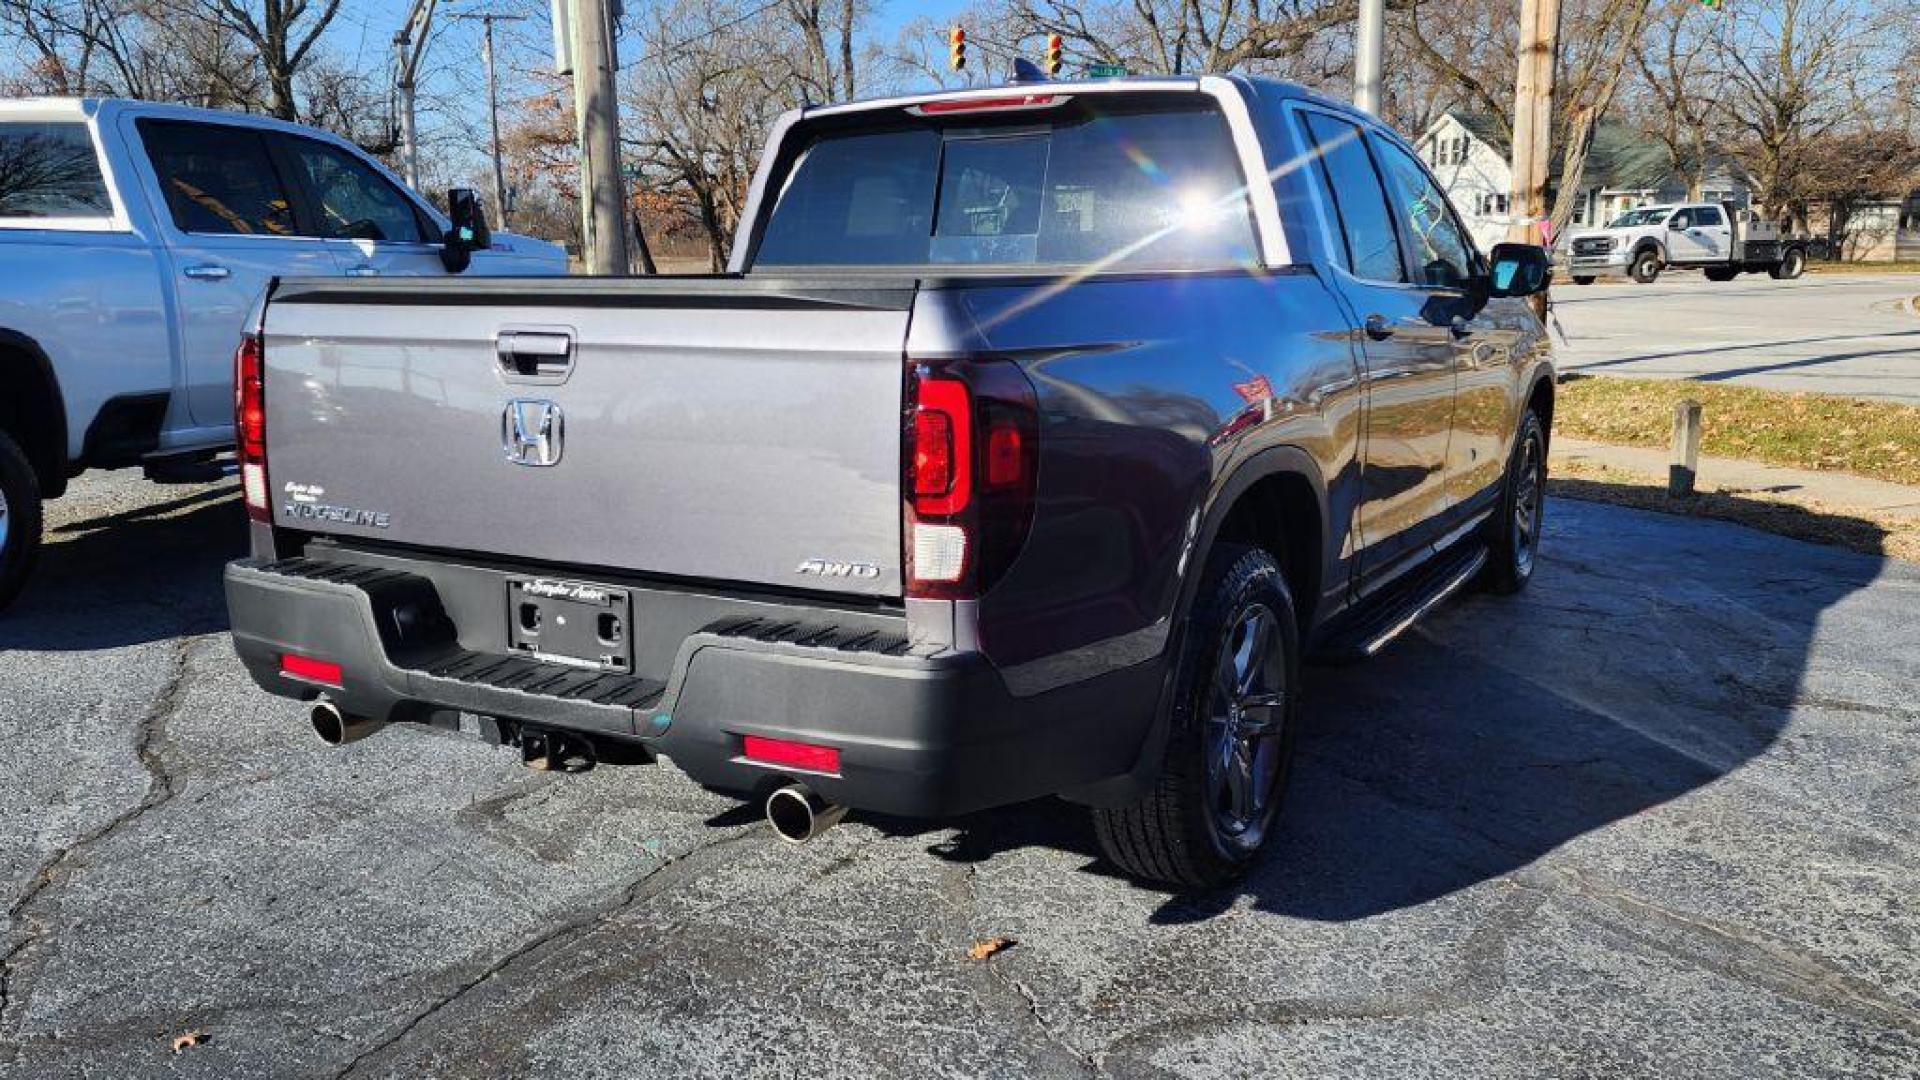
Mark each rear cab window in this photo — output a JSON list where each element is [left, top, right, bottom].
[[0, 120, 114, 225], [751, 96, 1260, 272]]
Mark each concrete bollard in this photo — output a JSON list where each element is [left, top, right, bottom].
[[1668, 399, 1703, 498]]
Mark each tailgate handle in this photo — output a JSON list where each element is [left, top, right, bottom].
[[497, 330, 574, 382]]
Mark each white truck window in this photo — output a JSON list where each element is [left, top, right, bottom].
[[0, 121, 111, 220], [141, 120, 297, 236], [279, 137, 428, 244]]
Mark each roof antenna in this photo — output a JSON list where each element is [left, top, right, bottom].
[[1010, 57, 1044, 84]]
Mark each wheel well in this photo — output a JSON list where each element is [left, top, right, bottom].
[[1212, 471, 1321, 632], [1528, 375, 1555, 451], [0, 336, 68, 498]]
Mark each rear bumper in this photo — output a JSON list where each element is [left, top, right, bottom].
[[225, 555, 1160, 817]]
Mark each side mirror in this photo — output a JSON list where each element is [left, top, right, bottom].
[[1486, 242, 1550, 298], [1667, 216, 1686, 231], [440, 188, 493, 273]]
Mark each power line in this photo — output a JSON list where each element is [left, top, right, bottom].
[[617, 0, 785, 70]]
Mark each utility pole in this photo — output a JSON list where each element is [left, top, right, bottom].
[[1509, 0, 1561, 318], [392, 0, 439, 190], [570, 0, 629, 273], [1353, 0, 1384, 115], [451, 11, 527, 230]]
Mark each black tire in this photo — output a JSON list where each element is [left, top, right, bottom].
[[1770, 248, 1805, 280], [1092, 545, 1300, 890], [0, 428, 44, 614], [1479, 409, 1548, 595], [1629, 248, 1662, 284], [1572, 275, 1596, 286], [1704, 266, 1739, 282]]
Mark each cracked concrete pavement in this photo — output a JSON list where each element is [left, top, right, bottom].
[[1, 470, 1916, 1078]]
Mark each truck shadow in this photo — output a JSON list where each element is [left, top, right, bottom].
[[903, 499, 1896, 924], [0, 480, 243, 650]]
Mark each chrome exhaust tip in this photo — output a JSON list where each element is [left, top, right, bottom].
[[309, 699, 385, 747], [765, 783, 847, 844]]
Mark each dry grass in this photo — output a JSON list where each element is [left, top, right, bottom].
[[1549, 459, 1920, 563], [1555, 376, 1920, 487], [1806, 260, 1920, 275]]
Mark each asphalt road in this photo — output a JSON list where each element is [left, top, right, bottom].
[[1550, 271, 1920, 402], [3, 471, 1918, 1079]]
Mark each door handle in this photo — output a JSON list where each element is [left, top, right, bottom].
[[497, 329, 575, 382], [182, 264, 230, 281], [1364, 314, 1393, 341]]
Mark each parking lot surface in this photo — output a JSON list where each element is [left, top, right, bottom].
[[1551, 272, 1920, 403], [3, 471, 1918, 1079]]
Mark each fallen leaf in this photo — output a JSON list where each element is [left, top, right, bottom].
[[967, 936, 1016, 961], [171, 1030, 208, 1054]]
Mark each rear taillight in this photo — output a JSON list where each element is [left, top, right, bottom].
[[903, 360, 1039, 600], [235, 334, 268, 523]]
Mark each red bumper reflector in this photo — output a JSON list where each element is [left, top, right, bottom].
[[281, 653, 343, 687], [742, 735, 841, 774]]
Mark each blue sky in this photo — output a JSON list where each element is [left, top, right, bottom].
[[318, 0, 972, 178]]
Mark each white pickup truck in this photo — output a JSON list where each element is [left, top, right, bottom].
[[0, 97, 567, 610], [1565, 202, 1808, 285]]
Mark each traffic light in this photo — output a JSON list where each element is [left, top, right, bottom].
[[1045, 33, 1063, 77], [949, 26, 966, 72], [1698, 0, 1721, 8]]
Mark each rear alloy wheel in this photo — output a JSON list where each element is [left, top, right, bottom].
[[0, 429, 44, 614], [1479, 410, 1547, 595], [1771, 248, 1806, 280], [1093, 545, 1299, 889], [1630, 249, 1662, 283]]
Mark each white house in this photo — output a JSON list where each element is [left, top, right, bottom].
[[1415, 111, 1747, 252]]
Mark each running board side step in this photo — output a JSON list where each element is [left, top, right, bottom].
[[1311, 545, 1488, 664]]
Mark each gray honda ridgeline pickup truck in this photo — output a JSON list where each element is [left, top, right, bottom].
[[225, 75, 1554, 887]]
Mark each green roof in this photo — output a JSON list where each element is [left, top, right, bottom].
[[1444, 111, 1684, 191]]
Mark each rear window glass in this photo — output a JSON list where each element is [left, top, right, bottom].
[[0, 122, 111, 219], [752, 103, 1259, 270]]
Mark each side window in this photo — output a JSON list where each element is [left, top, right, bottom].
[[140, 120, 296, 237], [280, 136, 426, 244], [1694, 206, 1723, 228], [0, 122, 111, 219], [1298, 111, 1404, 283], [1370, 135, 1477, 290]]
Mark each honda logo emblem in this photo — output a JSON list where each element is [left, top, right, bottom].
[[503, 399, 563, 466]]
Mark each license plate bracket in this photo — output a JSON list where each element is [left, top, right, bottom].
[[507, 578, 634, 672]]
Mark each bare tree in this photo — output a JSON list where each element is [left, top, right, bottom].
[[1627, 0, 1723, 200], [1711, 0, 1898, 225], [188, 0, 345, 119], [1394, 0, 1651, 237], [621, 0, 876, 268]]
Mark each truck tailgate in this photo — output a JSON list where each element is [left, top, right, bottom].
[[260, 277, 914, 598]]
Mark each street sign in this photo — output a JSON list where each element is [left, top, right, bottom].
[[1087, 63, 1127, 77]]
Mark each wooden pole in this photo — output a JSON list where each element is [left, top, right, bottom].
[[571, 0, 630, 274], [1509, 0, 1561, 318], [1668, 400, 1702, 498]]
